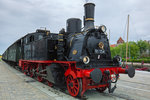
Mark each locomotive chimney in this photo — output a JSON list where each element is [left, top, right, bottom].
[[84, 3, 95, 31]]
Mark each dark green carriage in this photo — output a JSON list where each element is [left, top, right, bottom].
[[5, 40, 21, 63]]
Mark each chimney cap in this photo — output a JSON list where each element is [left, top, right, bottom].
[[84, 3, 95, 6]]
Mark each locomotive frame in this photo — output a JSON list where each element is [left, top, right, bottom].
[[18, 59, 134, 96]]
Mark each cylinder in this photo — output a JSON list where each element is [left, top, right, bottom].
[[66, 18, 81, 34]]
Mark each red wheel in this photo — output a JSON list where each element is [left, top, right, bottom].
[[29, 67, 34, 77], [66, 75, 81, 97], [96, 87, 107, 93], [37, 76, 43, 82], [47, 81, 53, 87], [24, 67, 28, 75], [37, 65, 44, 82]]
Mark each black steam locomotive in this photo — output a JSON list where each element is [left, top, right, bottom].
[[2, 3, 135, 97]]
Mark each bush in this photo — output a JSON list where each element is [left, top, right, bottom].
[[122, 58, 150, 63]]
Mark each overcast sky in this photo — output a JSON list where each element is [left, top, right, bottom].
[[0, 0, 150, 54]]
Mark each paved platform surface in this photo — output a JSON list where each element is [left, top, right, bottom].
[[0, 61, 55, 100], [0, 61, 150, 100]]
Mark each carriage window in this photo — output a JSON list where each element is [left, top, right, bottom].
[[25, 37, 27, 44], [29, 35, 34, 42], [38, 35, 43, 40]]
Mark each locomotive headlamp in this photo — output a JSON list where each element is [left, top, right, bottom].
[[117, 56, 122, 62], [113, 55, 122, 66], [83, 56, 90, 64], [99, 25, 107, 33]]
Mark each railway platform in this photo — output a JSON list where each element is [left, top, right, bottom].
[[0, 61, 77, 100], [0, 61, 53, 100]]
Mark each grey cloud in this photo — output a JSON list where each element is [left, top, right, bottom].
[[0, 0, 150, 54]]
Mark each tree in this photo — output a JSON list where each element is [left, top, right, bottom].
[[137, 40, 149, 54], [110, 41, 140, 59], [128, 42, 140, 59]]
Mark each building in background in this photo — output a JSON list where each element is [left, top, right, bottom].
[[117, 37, 124, 44], [110, 37, 124, 47]]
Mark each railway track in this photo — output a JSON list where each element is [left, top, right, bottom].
[[119, 79, 150, 86]]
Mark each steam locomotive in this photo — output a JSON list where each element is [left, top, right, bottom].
[[2, 2, 135, 97]]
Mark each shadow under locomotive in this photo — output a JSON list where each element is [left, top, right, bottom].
[[2, 2, 135, 97]]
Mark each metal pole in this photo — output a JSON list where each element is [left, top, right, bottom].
[[126, 15, 129, 65], [129, 44, 130, 58], [109, 29, 110, 44]]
